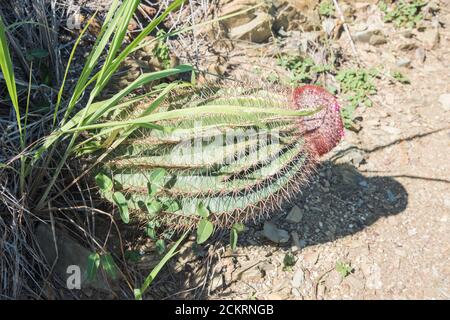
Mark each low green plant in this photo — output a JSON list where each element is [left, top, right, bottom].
[[153, 29, 171, 68], [336, 261, 353, 278], [283, 252, 297, 271], [86, 252, 120, 282], [277, 55, 332, 85], [336, 68, 378, 128], [391, 70, 411, 84], [379, 0, 426, 28], [318, 0, 335, 18]]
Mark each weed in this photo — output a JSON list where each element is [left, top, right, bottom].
[[319, 0, 335, 18], [277, 55, 332, 85], [153, 29, 171, 68], [391, 70, 411, 84], [283, 252, 297, 271], [336, 68, 378, 127], [336, 261, 353, 278], [379, 0, 426, 28]]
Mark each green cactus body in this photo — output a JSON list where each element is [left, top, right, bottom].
[[94, 85, 343, 231]]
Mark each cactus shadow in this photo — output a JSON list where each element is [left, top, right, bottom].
[[269, 161, 408, 248]]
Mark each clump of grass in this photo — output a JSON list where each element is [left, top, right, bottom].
[[379, 0, 426, 28], [336, 68, 378, 128]]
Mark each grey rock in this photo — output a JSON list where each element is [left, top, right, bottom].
[[396, 58, 411, 68], [35, 224, 113, 292], [291, 268, 305, 288], [286, 206, 303, 223], [263, 222, 290, 243]]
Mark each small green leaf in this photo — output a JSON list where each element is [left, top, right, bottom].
[[162, 199, 181, 212], [125, 250, 142, 263], [134, 288, 142, 300], [100, 253, 118, 280], [196, 202, 209, 218], [146, 224, 157, 240], [26, 48, 49, 61], [232, 222, 245, 233], [230, 228, 238, 252], [86, 252, 100, 282], [95, 172, 113, 191], [150, 168, 167, 186], [196, 219, 214, 244], [112, 191, 129, 223], [155, 239, 166, 255], [147, 168, 167, 197], [145, 198, 162, 216]]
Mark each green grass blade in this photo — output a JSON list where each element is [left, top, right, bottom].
[[53, 12, 98, 126], [136, 231, 188, 299], [0, 16, 21, 141]]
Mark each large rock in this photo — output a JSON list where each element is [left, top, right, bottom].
[[228, 11, 272, 43], [286, 206, 304, 223], [219, 0, 261, 30], [36, 224, 113, 292]]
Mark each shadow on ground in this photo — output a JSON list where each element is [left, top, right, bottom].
[[154, 161, 409, 299]]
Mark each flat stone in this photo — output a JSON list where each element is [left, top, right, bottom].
[[286, 206, 303, 223], [263, 222, 290, 243]]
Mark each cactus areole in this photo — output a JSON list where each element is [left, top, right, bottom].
[[94, 85, 344, 231]]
